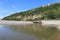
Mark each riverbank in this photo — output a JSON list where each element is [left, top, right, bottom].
[[1, 20, 60, 25], [42, 20, 60, 26], [0, 20, 33, 25]]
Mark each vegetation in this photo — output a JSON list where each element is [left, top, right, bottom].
[[2, 2, 60, 21]]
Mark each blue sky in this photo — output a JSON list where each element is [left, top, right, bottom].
[[0, 0, 60, 19]]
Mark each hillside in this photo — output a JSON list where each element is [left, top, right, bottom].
[[2, 3, 60, 21]]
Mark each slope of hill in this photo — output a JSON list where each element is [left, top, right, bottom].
[[2, 3, 60, 21]]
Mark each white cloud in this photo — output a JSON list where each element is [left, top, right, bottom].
[[0, 9, 11, 19], [0, 15, 4, 19]]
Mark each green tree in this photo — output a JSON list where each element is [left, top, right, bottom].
[[46, 11, 56, 19]]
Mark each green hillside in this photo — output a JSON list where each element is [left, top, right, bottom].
[[2, 3, 60, 21]]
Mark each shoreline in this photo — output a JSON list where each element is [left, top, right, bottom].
[[0, 20, 33, 25], [1, 20, 60, 25], [42, 20, 60, 26]]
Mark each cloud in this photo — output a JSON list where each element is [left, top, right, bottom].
[[0, 9, 11, 18], [0, 15, 4, 19]]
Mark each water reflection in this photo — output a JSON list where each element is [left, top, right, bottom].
[[0, 23, 59, 40], [8, 23, 58, 40], [0, 25, 5, 30], [0, 25, 40, 40]]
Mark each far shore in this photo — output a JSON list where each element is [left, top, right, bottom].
[[42, 20, 60, 26], [1, 20, 60, 26], [0, 20, 34, 25]]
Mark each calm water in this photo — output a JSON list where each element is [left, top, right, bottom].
[[0, 24, 42, 40], [0, 23, 58, 40]]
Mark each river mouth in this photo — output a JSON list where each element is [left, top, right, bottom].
[[0, 24, 59, 40]]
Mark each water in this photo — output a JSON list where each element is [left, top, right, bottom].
[[0, 24, 41, 40], [0, 24, 58, 40]]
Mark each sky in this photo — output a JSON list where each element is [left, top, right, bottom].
[[0, 0, 60, 19]]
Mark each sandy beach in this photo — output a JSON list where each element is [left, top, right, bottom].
[[42, 20, 60, 26], [1, 20, 60, 25], [0, 20, 33, 25]]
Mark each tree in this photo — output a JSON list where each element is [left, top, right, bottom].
[[46, 11, 56, 19]]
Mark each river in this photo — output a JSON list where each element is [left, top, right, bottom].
[[0, 24, 41, 40], [0, 23, 59, 40]]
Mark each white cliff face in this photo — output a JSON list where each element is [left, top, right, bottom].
[[32, 15, 42, 19], [20, 14, 42, 20]]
